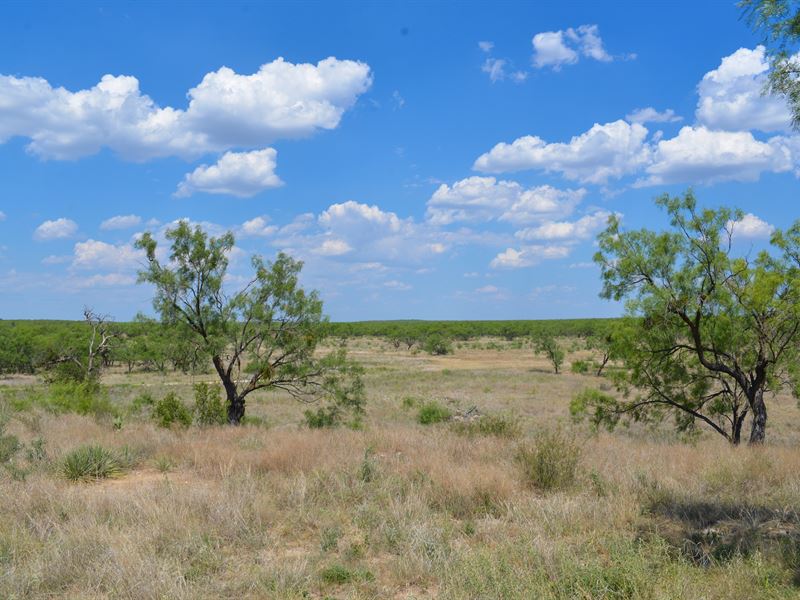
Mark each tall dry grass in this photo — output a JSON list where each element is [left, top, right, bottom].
[[1, 338, 799, 598]]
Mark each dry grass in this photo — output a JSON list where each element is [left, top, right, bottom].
[[1, 337, 800, 598]]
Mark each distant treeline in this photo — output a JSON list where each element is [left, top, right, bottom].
[[0, 318, 619, 376], [327, 319, 618, 340]]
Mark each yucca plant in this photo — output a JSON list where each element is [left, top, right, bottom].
[[62, 445, 125, 481]]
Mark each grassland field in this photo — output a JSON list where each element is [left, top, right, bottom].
[[1, 335, 800, 599]]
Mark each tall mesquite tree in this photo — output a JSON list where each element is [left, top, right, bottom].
[[135, 221, 364, 424], [579, 191, 800, 445]]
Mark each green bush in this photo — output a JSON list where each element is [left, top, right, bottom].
[[450, 414, 521, 438], [193, 383, 226, 426], [516, 429, 581, 492], [319, 563, 374, 585], [43, 382, 115, 418], [129, 391, 155, 415], [62, 445, 126, 481], [417, 400, 452, 425], [0, 421, 20, 464], [423, 334, 454, 356], [43, 360, 87, 385], [304, 407, 337, 428], [152, 393, 192, 428], [570, 360, 590, 374]]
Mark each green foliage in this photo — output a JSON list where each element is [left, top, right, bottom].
[[594, 191, 800, 444], [41, 382, 115, 418], [532, 333, 565, 374], [423, 333, 454, 355], [741, 0, 800, 129], [516, 429, 581, 492], [357, 446, 377, 483], [152, 393, 192, 429], [136, 221, 365, 425], [570, 360, 590, 374], [417, 400, 452, 425], [193, 383, 226, 426], [62, 445, 126, 481], [130, 391, 155, 415], [0, 420, 20, 464], [318, 564, 373, 585], [570, 388, 621, 432], [450, 414, 521, 438], [400, 396, 418, 410], [327, 318, 617, 340]]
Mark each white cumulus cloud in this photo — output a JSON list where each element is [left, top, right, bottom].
[[639, 126, 793, 186], [696, 46, 792, 133], [239, 216, 277, 237], [490, 245, 571, 269], [426, 176, 585, 225], [71, 239, 143, 270], [532, 25, 613, 70], [34, 218, 78, 241], [314, 238, 353, 256], [0, 57, 372, 161], [100, 214, 142, 230], [727, 213, 775, 239], [515, 210, 613, 241], [474, 120, 651, 184], [175, 148, 283, 198], [626, 107, 682, 124]]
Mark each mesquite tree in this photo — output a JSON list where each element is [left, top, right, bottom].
[[580, 191, 800, 445], [136, 221, 364, 424]]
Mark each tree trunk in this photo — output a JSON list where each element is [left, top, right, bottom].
[[227, 394, 245, 424], [748, 389, 767, 445], [596, 353, 610, 377], [732, 412, 746, 446], [212, 355, 246, 425]]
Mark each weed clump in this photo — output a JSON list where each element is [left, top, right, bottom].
[[450, 414, 521, 438], [62, 445, 126, 481], [193, 383, 226, 426], [516, 429, 581, 492], [417, 400, 452, 425], [152, 393, 192, 428]]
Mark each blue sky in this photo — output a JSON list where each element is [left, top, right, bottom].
[[0, 0, 797, 321]]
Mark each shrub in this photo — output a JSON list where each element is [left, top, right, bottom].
[[423, 334, 454, 356], [193, 383, 226, 426], [450, 414, 521, 438], [417, 400, 452, 425], [319, 564, 374, 585], [44, 382, 115, 418], [532, 333, 564, 374], [401, 396, 418, 410], [43, 360, 87, 385], [129, 391, 155, 415], [304, 407, 337, 428], [62, 445, 126, 481], [516, 429, 581, 491], [570, 360, 590, 374], [0, 420, 20, 464], [152, 393, 192, 428]]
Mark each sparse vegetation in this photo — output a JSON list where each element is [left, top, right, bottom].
[[417, 400, 453, 424], [1, 318, 800, 597], [62, 444, 126, 481], [152, 392, 193, 428], [516, 429, 581, 491]]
